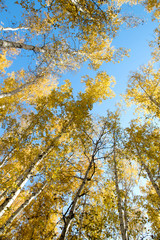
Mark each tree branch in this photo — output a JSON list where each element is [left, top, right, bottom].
[[0, 26, 29, 31], [59, 123, 107, 239], [0, 39, 46, 53]]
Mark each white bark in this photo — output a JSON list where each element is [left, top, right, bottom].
[[0, 190, 7, 202], [113, 131, 127, 240], [0, 81, 35, 99], [0, 39, 46, 99], [0, 122, 70, 218], [0, 39, 45, 53], [0, 71, 44, 99], [0, 183, 47, 234], [0, 144, 54, 218], [0, 176, 30, 218], [0, 26, 28, 31], [141, 159, 160, 198], [0, 149, 14, 168], [0, 41, 83, 99], [135, 146, 160, 198], [69, 0, 94, 20], [124, 191, 129, 240], [138, 77, 160, 110], [70, 0, 85, 13]]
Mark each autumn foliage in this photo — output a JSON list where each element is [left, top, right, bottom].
[[0, 0, 159, 239]]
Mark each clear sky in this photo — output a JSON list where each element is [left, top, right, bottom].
[[59, 4, 157, 126], [0, 2, 158, 127]]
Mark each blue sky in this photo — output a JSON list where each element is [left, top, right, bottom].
[[59, 4, 157, 126], [0, 3, 158, 234], [0, 2, 158, 128]]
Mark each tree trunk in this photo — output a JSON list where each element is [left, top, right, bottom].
[[0, 39, 45, 53], [0, 149, 14, 168], [124, 191, 129, 240], [0, 71, 44, 99], [135, 147, 160, 198], [0, 183, 47, 234], [141, 159, 160, 198], [59, 155, 94, 240], [0, 80, 36, 99], [59, 123, 106, 240], [0, 26, 28, 31], [0, 121, 71, 217], [113, 131, 127, 240]]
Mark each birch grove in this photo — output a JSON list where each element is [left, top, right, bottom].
[[0, 0, 159, 239]]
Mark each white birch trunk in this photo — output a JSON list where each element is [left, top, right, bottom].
[[0, 126, 68, 217], [124, 192, 129, 240], [0, 149, 14, 168], [70, 0, 85, 13], [0, 26, 28, 31], [137, 78, 160, 110], [113, 131, 127, 240], [0, 190, 7, 202], [0, 183, 47, 234], [136, 147, 160, 198], [0, 39, 45, 53], [0, 80, 36, 99], [0, 176, 30, 218], [141, 159, 160, 198]]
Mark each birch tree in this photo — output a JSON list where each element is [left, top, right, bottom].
[[0, 67, 116, 238], [0, 0, 160, 239], [0, 0, 128, 102], [102, 112, 146, 240]]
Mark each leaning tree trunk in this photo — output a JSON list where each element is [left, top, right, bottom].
[[59, 156, 94, 240], [59, 121, 107, 239], [0, 121, 71, 218], [0, 39, 46, 53], [136, 147, 160, 198], [0, 183, 47, 235]]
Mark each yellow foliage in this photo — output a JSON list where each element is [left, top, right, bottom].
[[0, 50, 11, 74], [125, 63, 160, 118], [81, 71, 116, 103]]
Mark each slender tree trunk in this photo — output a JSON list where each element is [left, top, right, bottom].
[[0, 72, 44, 99], [124, 191, 129, 240], [0, 183, 47, 234], [0, 144, 53, 217], [138, 78, 160, 110], [0, 80, 36, 99], [0, 39, 46, 53], [0, 149, 14, 168], [59, 123, 106, 240], [0, 26, 28, 31], [70, 0, 85, 13], [141, 159, 160, 198], [0, 121, 71, 217], [0, 121, 34, 168], [113, 131, 127, 240], [59, 156, 94, 240], [135, 147, 160, 198], [0, 190, 7, 202]]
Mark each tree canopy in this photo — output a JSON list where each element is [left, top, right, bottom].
[[0, 0, 159, 239]]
